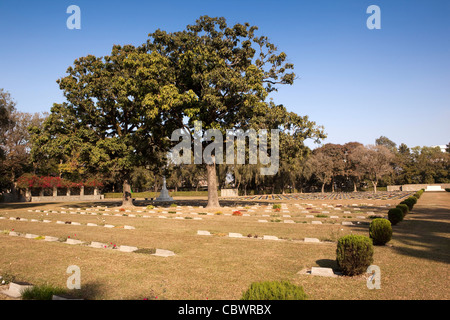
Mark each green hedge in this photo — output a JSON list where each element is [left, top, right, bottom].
[[336, 235, 374, 276], [241, 280, 307, 300]]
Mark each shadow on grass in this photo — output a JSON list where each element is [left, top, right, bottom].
[[316, 259, 339, 269], [346, 203, 450, 264]]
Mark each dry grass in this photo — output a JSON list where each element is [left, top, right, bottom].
[[0, 193, 449, 300]]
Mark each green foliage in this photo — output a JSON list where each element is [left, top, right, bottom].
[[369, 219, 392, 245], [241, 280, 307, 300], [21, 284, 68, 300], [396, 204, 409, 217], [414, 189, 424, 198], [446, 188, 450, 192], [388, 208, 404, 225], [336, 235, 374, 276], [272, 204, 281, 209]]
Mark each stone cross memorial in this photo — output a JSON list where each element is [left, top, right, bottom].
[[155, 176, 174, 202]]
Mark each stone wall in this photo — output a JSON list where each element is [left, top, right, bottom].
[[387, 183, 450, 192], [220, 189, 239, 198]]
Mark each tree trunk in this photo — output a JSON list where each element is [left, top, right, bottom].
[[372, 181, 378, 193], [122, 179, 134, 207], [353, 181, 358, 192], [321, 183, 325, 193], [206, 163, 220, 208]]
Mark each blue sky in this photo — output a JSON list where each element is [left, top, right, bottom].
[[1, 0, 449, 149]]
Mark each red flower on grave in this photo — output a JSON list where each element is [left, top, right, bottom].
[[232, 211, 242, 216]]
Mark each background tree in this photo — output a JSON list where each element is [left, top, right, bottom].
[[0, 89, 16, 163], [351, 145, 394, 193], [0, 111, 47, 197], [343, 142, 364, 192], [375, 136, 397, 153], [306, 151, 333, 193]]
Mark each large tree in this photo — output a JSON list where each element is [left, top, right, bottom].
[[145, 16, 324, 207], [31, 45, 195, 206]]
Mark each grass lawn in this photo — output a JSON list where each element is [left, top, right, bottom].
[[0, 192, 448, 300]]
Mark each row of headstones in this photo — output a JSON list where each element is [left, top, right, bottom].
[[196, 230, 323, 243], [257, 219, 365, 225], [5, 230, 174, 256], [1, 216, 135, 229], [27, 209, 204, 220], [240, 192, 410, 200]]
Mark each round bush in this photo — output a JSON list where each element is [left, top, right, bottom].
[[396, 204, 409, 217], [241, 280, 307, 300], [388, 208, 403, 225], [336, 235, 374, 276], [408, 196, 418, 204], [400, 199, 414, 211], [369, 218, 392, 245]]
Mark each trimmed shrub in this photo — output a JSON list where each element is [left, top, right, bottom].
[[388, 208, 403, 225], [369, 219, 392, 245], [241, 280, 307, 300], [272, 204, 281, 209], [396, 204, 409, 217], [408, 196, 418, 205], [400, 198, 415, 211], [445, 188, 450, 192], [336, 235, 374, 276], [414, 189, 424, 198]]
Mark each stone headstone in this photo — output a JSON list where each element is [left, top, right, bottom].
[[228, 233, 243, 238], [90, 241, 107, 249], [342, 221, 354, 225], [311, 267, 336, 277], [65, 239, 83, 245], [153, 249, 175, 257], [311, 221, 322, 225], [124, 225, 135, 229], [119, 245, 138, 252], [1, 282, 34, 298], [284, 220, 295, 224], [44, 236, 58, 242], [304, 238, 320, 243], [197, 230, 211, 236], [263, 235, 279, 241]]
